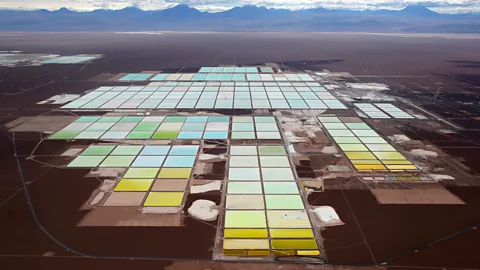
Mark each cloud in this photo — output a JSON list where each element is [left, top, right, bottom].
[[0, 0, 478, 13], [193, 4, 232, 12]]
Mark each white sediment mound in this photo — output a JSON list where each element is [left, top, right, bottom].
[[410, 149, 438, 158], [321, 146, 338, 154], [411, 113, 428, 120], [284, 131, 308, 142], [360, 93, 395, 101], [324, 84, 341, 90], [188, 200, 218, 221], [99, 180, 117, 192], [190, 181, 222, 194], [288, 145, 296, 154], [346, 83, 389, 91], [87, 168, 126, 178], [438, 129, 456, 134], [336, 93, 355, 102], [390, 134, 411, 143], [90, 192, 104, 205], [37, 94, 80, 105], [61, 148, 84, 156], [198, 154, 225, 162], [428, 174, 455, 181], [314, 206, 344, 227]]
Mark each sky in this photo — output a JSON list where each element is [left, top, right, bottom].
[[0, 0, 479, 13]]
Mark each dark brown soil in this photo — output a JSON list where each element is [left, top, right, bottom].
[[308, 187, 480, 268]]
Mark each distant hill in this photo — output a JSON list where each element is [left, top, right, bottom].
[[0, 5, 479, 33], [396, 5, 440, 17]]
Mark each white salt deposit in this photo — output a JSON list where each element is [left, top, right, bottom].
[[390, 134, 411, 143], [61, 148, 84, 156], [428, 174, 455, 181], [314, 206, 344, 227], [99, 180, 117, 192], [37, 94, 80, 104], [322, 146, 338, 154], [346, 83, 389, 91], [190, 181, 222, 194], [324, 84, 341, 90], [410, 149, 438, 158], [188, 200, 218, 222], [90, 192, 104, 205]]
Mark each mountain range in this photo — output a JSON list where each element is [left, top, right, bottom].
[[0, 5, 479, 33]]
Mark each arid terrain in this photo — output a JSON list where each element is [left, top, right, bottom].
[[1, 32, 479, 270]]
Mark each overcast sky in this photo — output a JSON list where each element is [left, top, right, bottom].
[[0, 0, 478, 13]]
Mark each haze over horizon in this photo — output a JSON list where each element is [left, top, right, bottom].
[[0, 0, 479, 14]]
